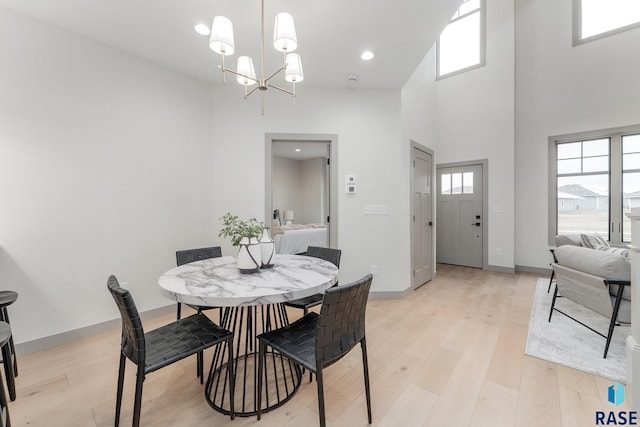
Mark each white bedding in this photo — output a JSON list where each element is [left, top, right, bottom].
[[273, 227, 328, 254]]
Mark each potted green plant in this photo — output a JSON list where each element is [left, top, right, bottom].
[[219, 213, 265, 273]]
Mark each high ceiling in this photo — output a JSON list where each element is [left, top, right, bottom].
[[0, 0, 460, 89]]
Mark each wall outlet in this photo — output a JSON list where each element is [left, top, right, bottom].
[[364, 204, 378, 215], [371, 265, 378, 274], [495, 248, 503, 256]]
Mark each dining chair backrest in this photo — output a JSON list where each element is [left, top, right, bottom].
[[316, 273, 372, 368], [306, 246, 341, 268], [176, 246, 222, 266], [107, 275, 146, 366]]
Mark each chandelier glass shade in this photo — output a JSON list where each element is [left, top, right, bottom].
[[209, 0, 303, 113]]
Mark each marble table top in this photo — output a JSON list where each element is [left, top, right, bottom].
[[158, 254, 339, 307]]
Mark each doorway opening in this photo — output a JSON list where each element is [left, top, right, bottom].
[[436, 160, 488, 269], [265, 133, 338, 253]]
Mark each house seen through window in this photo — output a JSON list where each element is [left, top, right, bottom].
[[550, 126, 640, 244]]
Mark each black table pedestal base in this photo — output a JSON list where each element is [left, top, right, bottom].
[[205, 304, 303, 417]]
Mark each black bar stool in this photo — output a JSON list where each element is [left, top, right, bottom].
[[0, 292, 17, 402], [0, 321, 12, 426]]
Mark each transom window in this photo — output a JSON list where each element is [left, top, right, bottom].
[[436, 0, 485, 79], [549, 125, 640, 244], [574, 0, 640, 45], [441, 172, 474, 194]]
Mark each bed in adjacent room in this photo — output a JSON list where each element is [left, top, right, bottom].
[[271, 224, 328, 254]]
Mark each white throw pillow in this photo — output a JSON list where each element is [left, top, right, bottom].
[[580, 233, 609, 249]]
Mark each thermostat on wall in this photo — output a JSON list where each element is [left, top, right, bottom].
[[346, 184, 357, 194]]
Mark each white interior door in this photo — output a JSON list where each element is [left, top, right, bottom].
[[412, 148, 433, 289], [436, 164, 483, 268]]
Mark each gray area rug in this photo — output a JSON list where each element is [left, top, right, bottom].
[[525, 278, 628, 383]]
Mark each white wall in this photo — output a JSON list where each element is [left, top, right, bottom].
[[272, 156, 326, 225], [0, 9, 215, 344], [432, 0, 516, 269], [514, 0, 640, 268], [299, 158, 326, 224], [211, 84, 406, 292], [272, 156, 300, 219]]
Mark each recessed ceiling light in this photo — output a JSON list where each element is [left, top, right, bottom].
[[361, 50, 375, 61], [295, 148, 301, 152], [194, 24, 211, 36]]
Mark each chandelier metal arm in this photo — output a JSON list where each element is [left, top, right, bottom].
[[217, 65, 259, 85], [267, 82, 295, 96], [264, 65, 287, 84], [244, 86, 261, 99]]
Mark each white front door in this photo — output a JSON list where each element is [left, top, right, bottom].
[[436, 164, 483, 268], [412, 147, 433, 289]]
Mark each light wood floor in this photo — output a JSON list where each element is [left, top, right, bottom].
[[9, 265, 628, 426]]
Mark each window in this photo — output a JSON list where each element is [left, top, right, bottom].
[[441, 172, 474, 194], [436, 0, 485, 79], [549, 125, 640, 245], [574, 0, 640, 45]]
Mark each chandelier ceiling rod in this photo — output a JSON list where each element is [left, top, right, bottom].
[[209, 0, 304, 114]]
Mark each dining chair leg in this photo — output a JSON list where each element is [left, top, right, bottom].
[[0, 364, 10, 427], [316, 367, 326, 427], [197, 351, 203, 384], [361, 338, 372, 424], [2, 309, 17, 377], [227, 339, 235, 420], [256, 341, 265, 420], [1, 341, 15, 401], [132, 366, 145, 427], [115, 353, 126, 427], [176, 302, 182, 320]]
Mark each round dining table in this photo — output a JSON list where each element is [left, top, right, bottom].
[[158, 254, 338, 417]]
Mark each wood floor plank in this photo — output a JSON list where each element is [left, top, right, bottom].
[[516, 356, 562, 427], [468, 380, 519, 427]]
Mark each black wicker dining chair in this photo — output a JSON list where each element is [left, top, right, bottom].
[[0, 321, 13, 427], [283, 246, 341, 316], [175, 246, 222, 320], [107, 275, 235, 427], [0, 291, 18, 402], [257, 274, 373, 427]]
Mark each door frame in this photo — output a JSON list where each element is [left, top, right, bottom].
[[435, 159, 489, 270], [410, 142, 435, 289], [265, 133, 339, 247]]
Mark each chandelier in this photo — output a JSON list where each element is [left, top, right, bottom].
[[209, 0, 304, 114]]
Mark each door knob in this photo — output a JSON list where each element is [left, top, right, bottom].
[[471, 222, 481, 226]]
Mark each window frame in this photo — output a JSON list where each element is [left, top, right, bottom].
[[436, 0, 486, 80], [573, 0, 640, 46], [548, 124, 640, 246]]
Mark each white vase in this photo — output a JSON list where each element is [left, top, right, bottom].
[[259, 229, 275, 268], [237, 236, 261, 273]]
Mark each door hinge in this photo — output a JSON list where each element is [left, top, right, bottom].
[[413, 214, 415, 222], [413, 270, 416, 277], [327, 158, 330, 165], [326, 215, 330, 223], [413, 160, 415, 167]]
